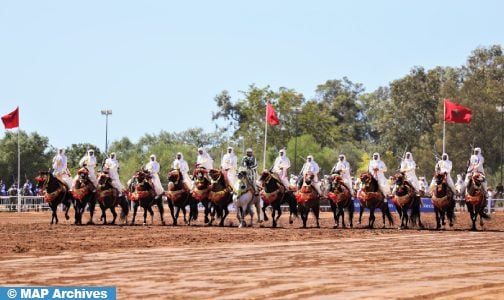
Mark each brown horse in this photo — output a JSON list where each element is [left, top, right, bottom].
[[295, 172, 320, 228], [35, 171, 72, 224], [71, 167, 97, 225], [464, 172, 490, 231], [208, 169, 233, 226], [96, 172, 129, 225], [166, 169, 195, 225], [191, 166, 212, 224], [258, 170, 298, 228], [391, 172, 423, 229], [128, 170, 165, 226], [327, 173, 354, 228], [358, 173, 393, 228], [431, 172, 456, 229]]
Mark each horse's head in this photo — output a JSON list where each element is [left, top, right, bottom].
[[471, 172, 485, 187], [359, 173, 372, 185], [35, 171, 51, 190], [168, 169, 181, 183], [193, 167, 208, 181], [394, 172, 406, 186], [236, 171, 249, 190], [208, 169, 223, 182], [259, 170, 271, 181], [303, 171, 315, 185], [77, 167, 90, 182], [98, 172, 112, 188], [434, 172, 446, 186]]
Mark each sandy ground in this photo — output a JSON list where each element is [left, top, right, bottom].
[[1, 209, 503, 299]]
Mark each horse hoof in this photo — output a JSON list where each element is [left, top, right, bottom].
[[289, 220, 293, 224], [333, 224, 338, 229], [143, 222, 147, 226], [65, 215, 70, 220], [162, 221, 166, 226], [258, 220, 264, 224], [449, 223, 453, 227]]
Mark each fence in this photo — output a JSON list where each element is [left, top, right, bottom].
[[1, 196, 503, 214]]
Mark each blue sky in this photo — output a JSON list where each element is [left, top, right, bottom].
[[1, 0, 503, 151]]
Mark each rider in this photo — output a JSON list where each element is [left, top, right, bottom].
[[79, 149, 98, 188], [299, 155, 322, 195], [272, 149, 291, 189], [172, 152, 192, 189], [368, 152, 390, 197], [430, 153, 456, 195], [221, 146, 238, 188], [103, 152, 124, 196], [146, 154, 164, 196], [241, 148, 258, 194], [331, 154, 353, 192], [0, 179, 5, 196], [52, 148, 73, 190], [465, 147, 487, 194], [23, 179, 33, 195], [400, 152, 419, 193], [196, 147, 214, 170]]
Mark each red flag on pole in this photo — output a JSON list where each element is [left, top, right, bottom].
[[444, 99, 472, 124], [266, 102, 279, 125], [1, 107, 19, 129]]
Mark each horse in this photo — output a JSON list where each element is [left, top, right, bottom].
[[166, 169, 195, 225], [207, 169, 233, 226], [233, 170, 262, 228], [357, 173, 394, 228], [191, 166, 212, 224], [295, 172, 321, 228], [391, 172, 423, 229], [464, 172, 490, 231], [327, 173, 354, 228], [96, 172, 129, 225], [128, 170, 165, 226], [34, 171, 72, 224], [258, 170, 298, 228], [431, 172, 456, 229], [70, 167, 97, 225]]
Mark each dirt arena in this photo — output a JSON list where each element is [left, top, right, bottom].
[[1, 209, 504, 299]]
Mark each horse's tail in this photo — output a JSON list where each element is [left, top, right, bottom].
[[384, 202, 394, 225], [119, 195, 129, 220], [284, 192, 298, 217]]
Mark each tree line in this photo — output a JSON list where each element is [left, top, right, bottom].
[[1, 45, 503, 188]]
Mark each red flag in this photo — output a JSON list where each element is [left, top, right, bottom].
[[266, 102, 279, 125], [444, 99, 472, 124], [1, 107, 19, 129]]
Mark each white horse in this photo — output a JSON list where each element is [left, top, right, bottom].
[[233, 170, 262, 228]]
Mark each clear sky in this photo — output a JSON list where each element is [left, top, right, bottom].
[[1, 0, 503, 151]]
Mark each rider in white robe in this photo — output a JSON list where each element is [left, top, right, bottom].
[[400, 152, 419, 192], [79, 149, 98, 188], [52, 148, 73, 190], [272, 149, 291, 189], [300, 155, 322, 195], [465, 147, 487, 193], [172, 152, 193, 190], [146, 154, 164, 196], [221, 147, 238, 189], [368, 152, 390, 197], [430, 153, 456, 195], [196, 147, 214, 171], [331, 154, 353, 192], [104, 152, 124, 196]]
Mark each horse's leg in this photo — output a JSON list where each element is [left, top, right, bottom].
[[301, 206, 308, 228], [349, 201, 354, 228], [203, 200, 210, 224], [314, 202, 320, 228], [358, 205, 364, 225], [87, 197, 96, 225], [148, 206, 154, 225], [157, 198, 165, 226], [369, 208, 375, 228], [435, 208, 441, 230], [50, 203, 57, 225], [263, 205, 269, 222], [181, 205, 188, 225], [468, 203, 477, 231], [255, 197, 262, 223], [109, 206, 118, 225], [238, 206, 244, 228], [275, 204, 282, 227], [74, 201, 80, 225], [100, 204, 107, 225], [208, 204, 215, 226], [131, 201, 138, 225], [331, 202, 338, 228], [271, 204, 277, 228], [219, 204, 229, 227]]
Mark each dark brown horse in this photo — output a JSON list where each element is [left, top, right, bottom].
[[464, 172, 490, 231], [128, 170, 165, 226], [391, 172, 423, 229], [191, 166, 212, 224], [71, 167, 97, 225], [207, 169, 233, 226], [96, 172, 129, 225], [327, 173, 354, 228], [358, 173, 393, 228], [35, 171, 72, 224], [431, 172, 456, 229], [295, 172, 320, 228], [258, 170, 298, 228], [166, 169, 196, 225]]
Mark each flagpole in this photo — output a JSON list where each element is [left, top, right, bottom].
[[443, 99, 446, 154], [263, 105, 268, 170], [17, 127, 21, 213]]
